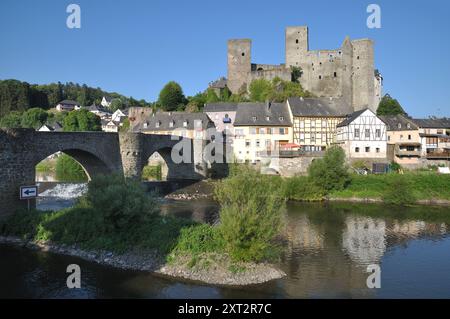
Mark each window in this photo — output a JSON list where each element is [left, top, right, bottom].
[[355, 147, 360, 153], [279, 128, 286, 135], [245, 140, 251, 147], [408, 135, 412, 140], [398, 123, 402, 129], [235, 129, 244, 136], [296, 39, 299, 44], [256, 140, 260, 148], [300, 121, 305, 129], [322, 120, 327, 128], [311, 121, 316, 128], [407, 123, 411, 129], [357, 56, 360, 60], [144, 122, 149, 129], [354, 128, 360, 138], [388, 135, 391, 141], [400, 134, 404, 140], [266, 116, 270, 121], [311, 133, 316, 143], [249, 128, 256, 135], [376, 129, 381, 138], [319, 75, 322, 80], [154, 121, 159, 128], [267, 128, 273, 135], [183, 121, 188, 127], [260, 128, 266, 134], [242, 52, 245, 56], [437, 130, 444, 135], [365, 147, 370, 153], [169, 121, 174, 128], [365, 129, 370, 138], [334, 72, 337, 78], [279, 116, 284, 121], [252, 116, 257, 121], [300, 133, 305, 142], [376, 148, 380, 153]]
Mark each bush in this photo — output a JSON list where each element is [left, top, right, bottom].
[[84, 174, 159, 232], [382, 176, 417, 206], [390, 162, 402, 173], [55, 154, 87, 181], [142, 165, 162, 181], [283, 176, 326, 201], [308, 146, 350, 193], [214, 166, 285, 262]]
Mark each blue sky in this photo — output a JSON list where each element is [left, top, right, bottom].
[[0, 0, 449, 117]]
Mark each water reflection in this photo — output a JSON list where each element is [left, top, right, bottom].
[[2, 186, 450, 298]]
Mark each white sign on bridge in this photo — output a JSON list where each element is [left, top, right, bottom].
[[20, 185, 38, 200]]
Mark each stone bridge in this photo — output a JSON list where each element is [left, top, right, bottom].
[[0, 128, 208, 216]]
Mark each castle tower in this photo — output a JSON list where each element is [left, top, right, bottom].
[[227, 39, 251, 94], [351, 39, 375, 111], [285, 26, 309, 67]]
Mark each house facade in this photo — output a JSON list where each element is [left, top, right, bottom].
[[55, 100, 80, 112], [336, 109, 387, 161], [287, 97, 350, 152], [412, 119, 450, 161], [101, 96, 113, 108], [233, 102, 293, 163], [203, 103, 237, 135], [380, 115, 422, 168]]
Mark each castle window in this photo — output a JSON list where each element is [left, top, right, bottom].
[[242, 52, 245, 56], [334, 72, 337, 77], [339, 51, 342, 55], [319, 62, 322, 65], [319, 75, 322, 80], [357, 56, 360, 60], [296, 39, 299, 44]]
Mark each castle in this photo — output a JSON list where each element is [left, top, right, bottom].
[[226, 26, 383, 112]]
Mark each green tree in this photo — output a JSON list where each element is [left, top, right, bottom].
[[20, 108, 49, 129], [63, 109, 101, 132], [377, 94, 405, 116], [249, 79, 273, 102], [291, 66, 303, 83], [109, 98, 124, 112], [119, 118, 130, 132], [308, 146, 350, 193], [55, 154, 88, 182], [0, 111, 23, 128], [158, 81, 186, 111]]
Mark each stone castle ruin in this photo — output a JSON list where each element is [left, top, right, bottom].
[[227, 26, 383, 112]]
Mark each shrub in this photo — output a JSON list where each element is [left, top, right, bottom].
[[390, 162, 402, 173], [382, 175, 417, 206], [55, 154, 87, 182], [214, 166, 285, 262], [308, 146, 350, 193], [84, 174, 159, 232], [142, 165, 162, 181], [283, 176, 326, 201]]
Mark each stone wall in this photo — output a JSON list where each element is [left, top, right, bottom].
[[275, 156, 321, 177]]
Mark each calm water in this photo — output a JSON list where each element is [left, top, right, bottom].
[[1, 183, 450, 299]]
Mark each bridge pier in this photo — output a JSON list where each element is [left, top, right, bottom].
[[119, 132, 145, 179]]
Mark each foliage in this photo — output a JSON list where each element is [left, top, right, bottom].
[[214, 166, 285, 262], [84, 174, 159, 232], [248, 77, 311, 103], [120, 118, 130, 132], [109, 98, 124, 112], [308, 146, 350, 193], [63, 109, 101, 131], [249, 79, 273, 102], [351, 160, 370, 170], [390, 162, 402, 173], [142, 165, 162, 181], [290, 66, 303, 83], [0, 79, 152, 118], [377, 94, 406, 116], [0, 111, 22, 128], [20, 107, 49, 129], [282, 176, 326, 201], [55, 154, 88, 182], [158, 81, 187, 111], [382, 175, 417, 206], [35, 160, 54, 173]]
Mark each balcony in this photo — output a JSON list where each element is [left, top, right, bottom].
[[427, 151, 450, 159]]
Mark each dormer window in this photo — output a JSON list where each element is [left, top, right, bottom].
[[169, 121, 174, 128], [183, 120, 188, 127], [195, 120, 202, 127], [279, 116, 284, 121], [155, 121, 160, 128], [266, 116, 270, 121], [252, 116, 257, 122], [143, 122, 149, 129], [407, 123, 411, 129], [398, 123, 402, 129]]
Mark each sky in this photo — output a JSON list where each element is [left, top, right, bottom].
[[0, 0, 449, 117]]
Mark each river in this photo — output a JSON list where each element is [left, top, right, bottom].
[[1, 182, 450, 298]]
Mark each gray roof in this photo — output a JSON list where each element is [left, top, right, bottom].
[[379, 115, 418, 131], [58, 100, 79, 105], [288, 97, 352, 117], [141, 112, 214, 131], [411, 118, 450, 129], [204, 103, 238, 113], [233, 102, 293, 127], [336, 109, 368, 128]]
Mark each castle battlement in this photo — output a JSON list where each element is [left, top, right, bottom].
[[227, 26, 382, 112]]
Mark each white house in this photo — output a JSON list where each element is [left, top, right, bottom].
[[102, 119, 119, 132], [55, 100, 80, 112], [101, 96, 113, 108], [336, 109, 387, 160], [111, 109, 128, 124]]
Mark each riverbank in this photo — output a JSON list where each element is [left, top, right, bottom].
[[0, 235, 285, 286]]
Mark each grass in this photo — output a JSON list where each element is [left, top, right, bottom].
[[330, 172, 450, 201]]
